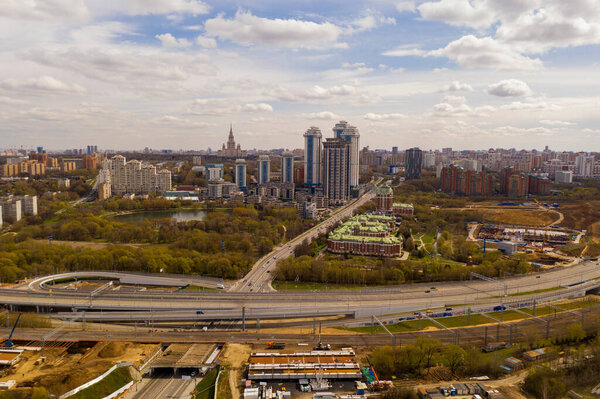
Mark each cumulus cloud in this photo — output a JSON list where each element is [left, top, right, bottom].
[[0, 76, 86, 94], [204, 10, 344, 49], [239, 103, 273, 113], [385, 35, 543, 71], [301, 111, 342, 120], [347, 14, 396, 34], [441, 81, 473, 92], [196, 35, 217, 48], [156, 33, 192, 48], [396, 1, 416, 13], [487, 79, 532, 97], [364, 112, 407, 121]]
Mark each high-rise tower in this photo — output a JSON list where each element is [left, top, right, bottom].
[[281, 152, 293, 183], [303, 127, 322, 186], [323, 138, 351, 204], [332, 120, 348, 139], [340, 124, 360, 188], [235, 158, 247, 190], [258, 155, 270, 184], [405, 147, 423, 180]]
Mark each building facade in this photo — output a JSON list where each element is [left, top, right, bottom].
[[258, 155, 270, 184], [235, 158, 247, 191], [322, 138, 350, 204], [405, 147, 423, 180], [327, 214, 402, 257], [281, 152, 294, 183], [303, 127, 322, 186], [103, 155, 172, 195]]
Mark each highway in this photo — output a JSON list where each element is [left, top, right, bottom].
[[128, 373, 195, 399], [230, 180, 379, 292], [3, 259, 599, 324]]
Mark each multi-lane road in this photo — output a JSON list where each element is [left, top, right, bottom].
[[230, 182, 378, 292]]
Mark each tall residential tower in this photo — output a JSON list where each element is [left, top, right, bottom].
[[281, 152, 294, 183], [303, 127, 322, 186], [258, 155, 270, 184], [235, 158, 247, 190], [323, 138, 351, 204]]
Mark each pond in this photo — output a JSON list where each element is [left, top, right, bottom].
[[112, 209, 208, 223]]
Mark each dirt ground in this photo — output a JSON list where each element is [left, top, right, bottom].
[[561, 201, 600, 234], [463, 207, 556, 226], [220, 343, 253, 399], [0, 341, 157, 396]]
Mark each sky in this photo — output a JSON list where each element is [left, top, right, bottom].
[[1, 0, 600, 152]]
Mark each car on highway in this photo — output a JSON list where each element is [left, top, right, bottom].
[[536, 275, 541, 278], [445, 307, 452, 311], [425, 290, 431, 293], [196, 310, 204, 315], [216, 284, 225, 289]]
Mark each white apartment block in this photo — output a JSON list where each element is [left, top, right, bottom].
[[103, 155, 172, 195]]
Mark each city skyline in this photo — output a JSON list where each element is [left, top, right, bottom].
[[1, 1, 600, 151]]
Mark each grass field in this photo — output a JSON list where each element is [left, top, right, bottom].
[[272, 281, 374, 291], [70, 367, 132, 399], [339, 299, 598, 334], [194, 367, 219, 399]]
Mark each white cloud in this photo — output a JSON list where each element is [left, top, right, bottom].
[[301, 111, 342, 120], [239, 103, 273, 113], [196, 35, 217, 49], [24, 48, 215, 86], [88, 0, 210, 17], [204, 10, 344, 49], [396, 1, 416, 13], [500, 98, 561, 111], [384, 35, 543, 70], [441, 81, 473, 92], [0, 96, 28, 105], [347, 14, 396, 34], [417, 0, 497, 29], [364, 112, 407, 121], [156, 33, 192, 48], [0, 76, 86, 94], [265, 84, 358, 102], [1, 0, 89, 21], [432, 35, 543, 71], [539, 119, 575, 126], [487, 79, 532, 97], [187, 99, 272, 115], [496, 2, 600, 53]]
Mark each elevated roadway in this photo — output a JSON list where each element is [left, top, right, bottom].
[[4, 260, 600, 323]]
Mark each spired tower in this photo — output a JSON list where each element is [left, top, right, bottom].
[[227, 124, 236, 150]]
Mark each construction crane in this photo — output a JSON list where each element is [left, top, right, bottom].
[[4, 313, 22, 348]]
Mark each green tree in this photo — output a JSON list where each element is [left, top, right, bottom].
[[444, 344, 466, 375]]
